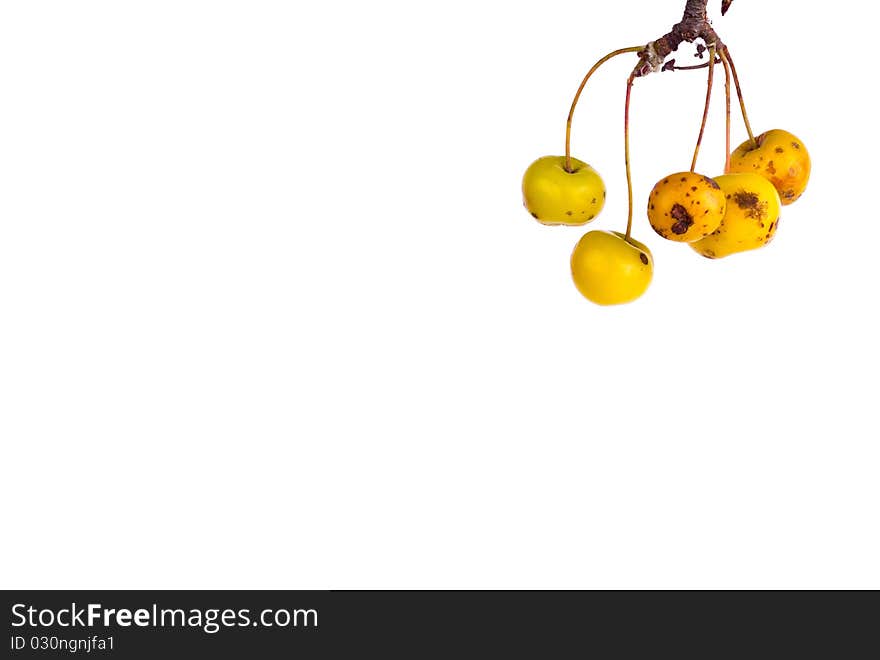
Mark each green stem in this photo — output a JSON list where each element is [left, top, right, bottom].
[[624, 73, 636, 240], [565, 46, 643, 173], [721, 47, 756, 148], [690, 45, 717, 172], [721, 53, 732, 172]]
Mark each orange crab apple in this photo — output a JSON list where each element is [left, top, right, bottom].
[[729, 129, 811, 205], [647, 172, 726, 242]]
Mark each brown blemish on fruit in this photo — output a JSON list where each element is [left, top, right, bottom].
[[702, 249, 717, 259], [733, 190, 759, 209], [663, 179, 669, 185], [732, 190, 768, 220], [783, 189, 796, 201], [691, 186, 698, 192], [588, 214, 595, 221], [788, 167, 797, 178], [566, 211, 573, 216], [531, 212, 540, 220], [681, 177, 687, 182], [592, 198, 597, 204], [670, 204, 695, 235], [767, 161, 777, 175], [775, 147, 784, 154], [703, 177, 720, 189], [640, 253, 649, 265], [792, 142, 801, 150]]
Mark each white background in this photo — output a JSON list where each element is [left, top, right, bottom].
[[1, 1, 878, 589]]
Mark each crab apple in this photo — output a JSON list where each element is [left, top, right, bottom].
[[690, 173, 782, 259], [570, 231, 653, 305], [729, 130, 811, 205], [522, 156, 606, 226], [647, 172, 727, 242]]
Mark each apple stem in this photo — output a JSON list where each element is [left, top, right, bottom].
[[721, 53, 732, 173], [624, 72, 636, 241], [721, 47, 757, 148], [690, 44, 717, 173], [565, 46, 644, 174], [668, 58, 720, 71]]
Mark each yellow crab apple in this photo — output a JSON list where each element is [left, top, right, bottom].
[[691, 173, 782, 259], [522, 156, 606, 226], [570, 230, 653, 305]]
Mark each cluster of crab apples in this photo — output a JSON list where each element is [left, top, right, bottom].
[[522, 129, 811, 305]]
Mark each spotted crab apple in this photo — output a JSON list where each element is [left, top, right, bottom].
[[522, 156, 606, 226]]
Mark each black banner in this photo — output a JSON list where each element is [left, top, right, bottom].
[[2, 591, 877, 657]]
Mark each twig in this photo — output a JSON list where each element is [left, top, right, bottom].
[[632, 0, 722, 78]]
